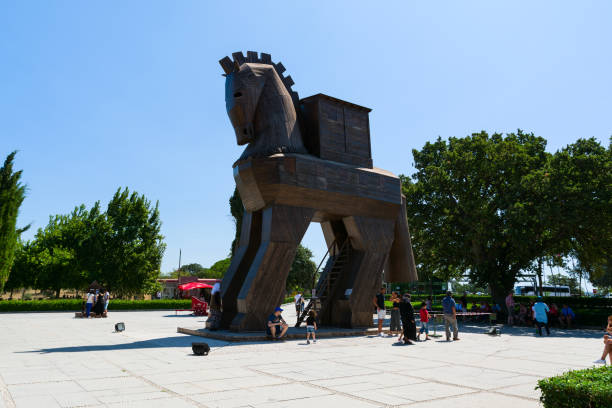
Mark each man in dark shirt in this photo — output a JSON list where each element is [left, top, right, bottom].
[[266, 307, 288, 339], [442, 291, 459, 341], [372, 287, 386, 336]]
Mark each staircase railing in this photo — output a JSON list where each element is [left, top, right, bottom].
[[295, 238, 350, 327]]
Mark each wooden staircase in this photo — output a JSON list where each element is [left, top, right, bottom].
[[295, 239, 351, 327]]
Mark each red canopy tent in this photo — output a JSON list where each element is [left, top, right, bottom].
[[178, 282, 213, 291]]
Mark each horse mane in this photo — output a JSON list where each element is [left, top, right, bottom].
[[219, 51, 301, 116]]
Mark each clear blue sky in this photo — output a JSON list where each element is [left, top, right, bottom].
[[2, 1, 610, 273]]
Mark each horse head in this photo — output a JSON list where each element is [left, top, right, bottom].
[[220, 51, 306, 160], [224, 61, 266, 145]]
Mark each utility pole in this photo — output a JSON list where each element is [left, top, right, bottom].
[[177, 249, 182, 280]]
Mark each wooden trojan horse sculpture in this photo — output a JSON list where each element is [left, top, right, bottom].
[[219, 51, 418, 331]]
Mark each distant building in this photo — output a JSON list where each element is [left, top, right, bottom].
[[157, 276, 220, 299]]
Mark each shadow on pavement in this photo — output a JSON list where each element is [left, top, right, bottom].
[[16, 335, 266, 354]]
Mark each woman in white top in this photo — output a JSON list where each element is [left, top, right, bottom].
[[85, 291, 95, 317]]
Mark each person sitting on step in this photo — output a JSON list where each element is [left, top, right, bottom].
[[267, 307, 288, 340]]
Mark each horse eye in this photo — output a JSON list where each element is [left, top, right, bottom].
[[234, 92, 242, 98]]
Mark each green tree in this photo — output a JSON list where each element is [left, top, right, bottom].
[[165, 263, 212, 278], [5, 240, 37, 296], [229, 188, 243, 255], [545, 138, 612, 278], [403, 131, 551, 304], [0, 151, 29, 291], [286, 245, 317, 292], [179, 263, 209, 276], [209, 258, 231, 279], [98, 188, 166, 296]]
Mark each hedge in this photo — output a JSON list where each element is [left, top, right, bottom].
[[396, 294, 612, 308], [0, 299, 192, 312], [537, 366, 612, 408]]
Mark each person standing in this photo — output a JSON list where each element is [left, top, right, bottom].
[[399, 293, 416, 344], [93, 292, 104, 317], [103, 289, 110, 317], [389, 291, 402, 336], [442, 291, 459, 341], [373, 287, 386, 336], [505, 291, 516, 325], [294, 292, 304, 318], [418, 302, 430, 341], [85, 290, 95, 318], [207, 282, 222, 330], [532, 296, 550, 336], [305, 310, 317, 344], [460, 292, 468, 313]]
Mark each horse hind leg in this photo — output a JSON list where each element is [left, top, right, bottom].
[[230, 204, 314, 331], [340, 216, 396, 328]]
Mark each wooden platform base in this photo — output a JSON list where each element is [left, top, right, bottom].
[[177, 326, 378, 342]]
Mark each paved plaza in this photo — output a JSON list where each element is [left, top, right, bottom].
[[0, 308, 604, 408]]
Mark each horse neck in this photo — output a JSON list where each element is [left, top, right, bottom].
[[240, 76, 306, 160]]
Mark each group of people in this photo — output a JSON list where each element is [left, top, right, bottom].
[[505, 292, 576, 330], [82, 289, 109, 318], [375, 288, 460, 344], [263, 288, 610, 362]]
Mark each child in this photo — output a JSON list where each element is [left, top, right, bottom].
[[418, 302, 430, 341], [306, 310, 317, 344], [594, 315, 612, 365]]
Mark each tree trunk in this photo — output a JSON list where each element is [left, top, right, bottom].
[[55, 288, 61, 298], [537, 257, 543, 296]]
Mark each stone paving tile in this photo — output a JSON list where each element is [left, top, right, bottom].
[[1, 368, 71, 385], [311, 372, 426, 393], [380, 382, 474, 402], [402, 365, 540, 390], [95, 391, 171, 405], [12, 394, 61, 408], [494, 382, 541, 400], [253, 394, 382, 408], [53, 391, 101, 408], [7, 380, 84, 398], [105, 397, 199, 408], [77, 377, 153, 392], [399, 391, 540, 407]]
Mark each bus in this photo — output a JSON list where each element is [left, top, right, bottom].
[[514, 283, 571, 297]]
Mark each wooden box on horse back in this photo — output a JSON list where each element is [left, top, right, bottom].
[[300, 94, 373, 169]]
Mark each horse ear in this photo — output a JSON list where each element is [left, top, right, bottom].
[[219, 56, 233, 75]]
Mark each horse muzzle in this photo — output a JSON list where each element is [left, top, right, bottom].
[[235, 122, 254, 145]]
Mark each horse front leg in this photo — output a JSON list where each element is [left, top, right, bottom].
[[220, 210, 262, 329], [229, 204, 314, 331]]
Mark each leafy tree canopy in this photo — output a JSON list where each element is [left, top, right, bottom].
[[7, 188, 166, 297], [0, 151, 29, 291], [402, 131, 611, 303]]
